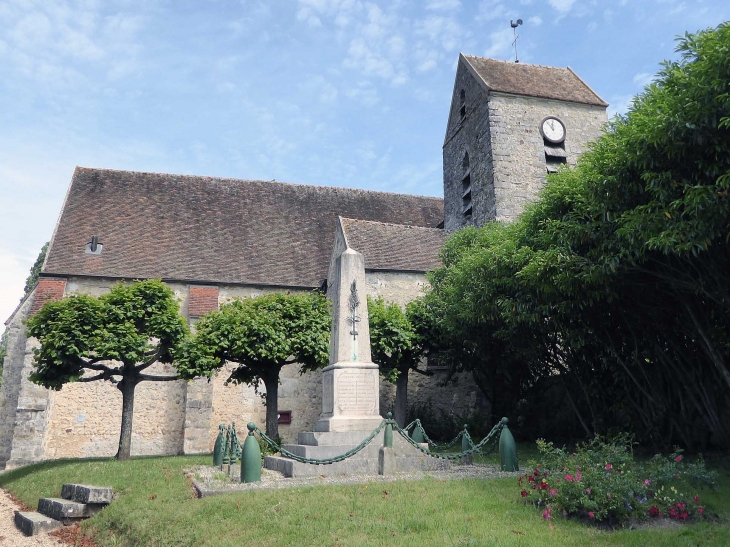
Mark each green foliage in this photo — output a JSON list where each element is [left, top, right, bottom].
[[367, 296, 427, 383], [26, 279, 188, 389], [1, 455, 729, 546], [424, 23, 730, 447], [177, 291, 330, 436], [22, 242, 48, 297], [177, 292, 330, 383], [520, 436, 717, 525]]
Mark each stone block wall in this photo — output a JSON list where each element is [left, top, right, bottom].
[[487, 93, 606, 222], [443, 60, 494, 232], [1, 271, 488, 464]]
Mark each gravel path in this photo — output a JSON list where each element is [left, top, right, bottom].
[[190, 464, 523, 497], [0, 488, 66, 546]]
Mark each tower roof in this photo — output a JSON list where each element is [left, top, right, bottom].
[[462, 55, 608, 107]]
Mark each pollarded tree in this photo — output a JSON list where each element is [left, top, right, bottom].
[[176, 292, 330, 439], [367, 296, 432, 427], [26, 279, 189, 460]]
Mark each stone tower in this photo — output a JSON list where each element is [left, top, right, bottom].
[[443, 55, 608, 231]]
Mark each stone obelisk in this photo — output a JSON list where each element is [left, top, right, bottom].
[[315, 247, 382, 432]]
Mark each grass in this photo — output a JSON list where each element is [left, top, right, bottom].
[[1, 451, 729, 546]]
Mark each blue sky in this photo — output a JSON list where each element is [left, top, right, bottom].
[[1, 0, 728, 331]]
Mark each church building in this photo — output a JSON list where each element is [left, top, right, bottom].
[[0, 55, 607, 469]]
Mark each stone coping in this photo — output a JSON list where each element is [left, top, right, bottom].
[[187, 464, 523, 498]]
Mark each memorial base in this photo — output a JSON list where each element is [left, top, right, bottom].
[[316, 362, 381, 433]]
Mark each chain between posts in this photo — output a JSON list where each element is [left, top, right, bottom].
[[254, 421, 388, 465], [403, 419, 472, 451], [242, 417, 503, 465], [393, 420, 503, 460]]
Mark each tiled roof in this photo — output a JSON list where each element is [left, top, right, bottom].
[[463, 55, 608, 107], [43, 168, 444, 288], [340, 218, 445, 272]]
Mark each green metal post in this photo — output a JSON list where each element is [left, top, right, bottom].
[[499, 417, 519, 472], [461, 424, 472, 465], [213, 424, 225, 466], [241, 422, 262, 483], [384, 412, 393, 448], [411, 421, 425, 443]]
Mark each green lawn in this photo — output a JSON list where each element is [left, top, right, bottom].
[[1, 453, 728, 547]]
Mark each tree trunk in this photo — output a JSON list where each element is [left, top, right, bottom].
[[116, 376, 137, 461], [262, 374, 280, 440], [394, 369, 409, 427]]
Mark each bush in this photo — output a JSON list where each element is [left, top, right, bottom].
[[518, 435, 717, 525]]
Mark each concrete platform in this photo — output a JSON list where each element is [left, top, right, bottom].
[[265, 429, 450, 478], [14, 511, 61, 536]]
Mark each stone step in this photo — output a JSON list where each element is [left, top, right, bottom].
[[14, 511, 62, 536], [37, 498, 102, 521], [280, 443, 380, 459], [61, 484, 113, 504], [297, 430, 385, 446]]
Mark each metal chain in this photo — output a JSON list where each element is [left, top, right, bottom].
[[221, 418, 503, 466], [254, 421, 387, 465], [404, 419, 465, 450], [392, 420, 503, 460]]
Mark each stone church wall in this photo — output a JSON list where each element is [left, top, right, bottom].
[[487, 93, 606, 222], [1, 272, 486, 464], [443, 60, 495, 232]]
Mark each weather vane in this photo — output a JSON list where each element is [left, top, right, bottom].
[[511, 19, 523, 63]]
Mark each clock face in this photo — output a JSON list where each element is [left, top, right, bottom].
[[541, 117, 566, 143]]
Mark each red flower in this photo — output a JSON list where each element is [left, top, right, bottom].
[[542, 508, 553, 520], [534, 469, 540, 476], [521, 490, 528, 498], [549, 488, 557, 497], [669, 507, 677, 519], [693, 496, 700, 502], [643, 479, 651, 486], [605, 463, 613, 470], [575, 472, 582, 482], [528, 476, 536, 483], [680, 511, 689, 520], [564, 474, 574, 482], [698, 507, 705, 515], [588, 511, 595, 519], [539, 482, 549, 490], [674, 455, 682, 463], [531, 484, 537, 490], [585, 488, 591, 495], [649, 506, 660, 518]]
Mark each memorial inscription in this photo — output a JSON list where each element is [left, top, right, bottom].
[[337, 371, 377, 413]]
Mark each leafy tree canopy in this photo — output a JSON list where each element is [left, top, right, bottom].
[[177, 292, 330, 438], [424, 23, 730, 447], [26, 279, 189, 459]]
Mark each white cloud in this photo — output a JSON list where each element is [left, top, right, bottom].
[[484, 27, 514, 59], [528, 16, 542, 26], [416, 15, 461, 52], [344, 80, 379, 106], [607, 94, 635, 118], [633, 72, 654, 88], [426, 0, 462, 10], [549, 0, 577, 13]]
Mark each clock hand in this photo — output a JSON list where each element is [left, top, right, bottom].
[[547, 120, 554, 130]]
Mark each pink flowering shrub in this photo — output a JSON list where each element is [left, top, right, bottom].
[[518, 435, 716, 525]]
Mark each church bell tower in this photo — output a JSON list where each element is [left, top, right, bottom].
[[443, 54, 608, 231]]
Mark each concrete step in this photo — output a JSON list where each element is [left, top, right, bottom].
[[37, 498, 102, 521], [265, 455, 379, 477], [61, 484, 113, 504], [297, 430, 385, 446], [281, 443, 381, 459], [14, 511, 62, 536]]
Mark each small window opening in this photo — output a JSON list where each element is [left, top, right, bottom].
[[459, 89, 466, 120], [85, 235, 103, 255]]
